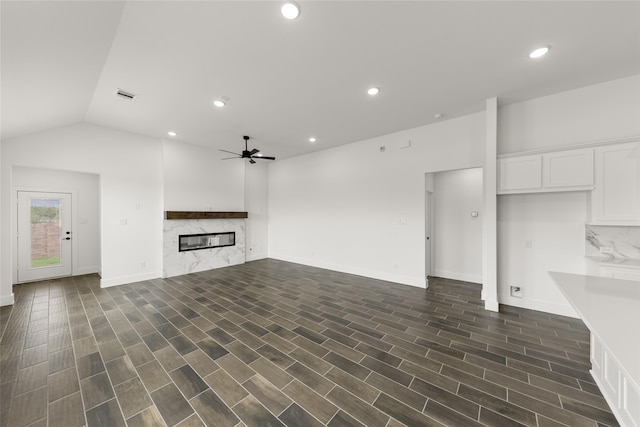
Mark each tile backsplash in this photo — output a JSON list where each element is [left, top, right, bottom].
[[585, 225, 640, 259]]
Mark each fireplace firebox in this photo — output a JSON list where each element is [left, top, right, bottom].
[[178, 232, 235, 252]]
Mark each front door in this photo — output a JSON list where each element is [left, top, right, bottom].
[[17, 191, 72, 282]]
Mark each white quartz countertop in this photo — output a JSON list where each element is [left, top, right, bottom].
[[549, 272, 640, 383]]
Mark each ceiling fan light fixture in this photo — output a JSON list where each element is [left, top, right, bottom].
[[529, 46, 550, 59], [281, 2, 300, 19], [219, 135, 276, 164]]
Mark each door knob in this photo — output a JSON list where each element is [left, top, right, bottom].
[[63, 237, 71, 240]]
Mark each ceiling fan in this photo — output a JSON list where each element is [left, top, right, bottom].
[[220, 135, 276, 164]]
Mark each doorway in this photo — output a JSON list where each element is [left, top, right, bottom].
[[17, 191, 72, 282], [426, 168, 483, 284], [425, 183, 434, 285]]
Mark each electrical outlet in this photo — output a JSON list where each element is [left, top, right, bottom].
[[510, 286, 523, 298], [140, 261, 146, 268], [524, 240, 532, 248]]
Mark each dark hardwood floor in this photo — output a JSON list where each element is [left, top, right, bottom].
[[0, 259, 618, 426]]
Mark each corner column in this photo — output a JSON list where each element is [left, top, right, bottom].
[[483, 97, 499, 311]]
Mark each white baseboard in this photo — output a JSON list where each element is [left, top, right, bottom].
[[270, 253, 426, 289], [0, 293, 15, 307], [499, 293, 579, 318], [484, 299, 499, 312], [246, 252, 268, 262], [100, 271, 162, 288], [75, 266, 101, 276], [432, 269, 482, 284]]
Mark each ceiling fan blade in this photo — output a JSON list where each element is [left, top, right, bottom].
[[252, 156, 275, 160], [221, 156, 240, 160], [249, 159, 256, 164], [249, 148, 260, 156], [220, 149, 241, 156]]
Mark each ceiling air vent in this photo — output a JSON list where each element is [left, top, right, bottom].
[[115, 88, 138, 101]]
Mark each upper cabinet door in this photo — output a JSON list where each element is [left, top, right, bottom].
[[543, 148, 594, 190], [498, 155, 542, 193], [592, 142, 640, 225], [498, 148, 594, 194]]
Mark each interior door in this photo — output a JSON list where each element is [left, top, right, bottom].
[[18, 191, 72, 282]]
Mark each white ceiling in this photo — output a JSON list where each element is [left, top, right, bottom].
[[2, 1, 639, 159]]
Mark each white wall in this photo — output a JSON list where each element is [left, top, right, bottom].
[[1, 123, 164, 298], [268, 112, 485, 288], [245, 162, 269, 261], [498, 74, 640, 154], [496, 74, 640, 317], [498, 192, 589, 316], [0, 146, 6, 305], [162, 139, 245, 211], [432, 168, 483, 283], [12, 167, 101, 276]]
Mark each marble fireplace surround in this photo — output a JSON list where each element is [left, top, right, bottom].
[[163, 211, 247, 278]]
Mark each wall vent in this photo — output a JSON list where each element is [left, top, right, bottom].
[[115, 88, 138, 101]]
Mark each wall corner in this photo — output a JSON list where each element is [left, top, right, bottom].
[[483, 97, 499, 312]]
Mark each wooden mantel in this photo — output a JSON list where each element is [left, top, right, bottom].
[[164, 211, 248, 220]]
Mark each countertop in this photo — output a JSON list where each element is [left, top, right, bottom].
[[549, 272, 640, 383]]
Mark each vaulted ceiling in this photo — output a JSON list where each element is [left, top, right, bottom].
[[2, 1, 639, 159]]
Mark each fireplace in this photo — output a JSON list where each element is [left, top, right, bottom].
[[178, 232, 235, 252], [163, 211, 246, 278]]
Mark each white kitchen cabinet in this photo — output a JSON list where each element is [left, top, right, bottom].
[[498, 147, 594, 194], [592, 142, 640, 225], [498, 154, 542, 193], [543, 148, 594, 190], [551, 272, 640, 427], [591, 332, 640, 427]]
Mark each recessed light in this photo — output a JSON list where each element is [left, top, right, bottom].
[[309, 137, 317, 143], [167, 131, 177, 137], [213, 100, 225, 107], [529, 46, 550, 59], [281, 2, 300, 19], [367, 87, 380, 96]]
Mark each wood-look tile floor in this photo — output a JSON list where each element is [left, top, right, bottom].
[[0, 259, 619, 427]]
